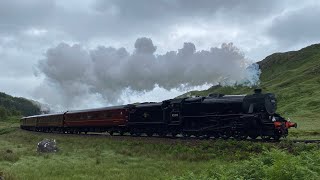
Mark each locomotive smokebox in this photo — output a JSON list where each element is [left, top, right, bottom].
[[254, 88, 262, 94]]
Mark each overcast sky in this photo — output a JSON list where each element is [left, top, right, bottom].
[[1, 0, 320, 110]]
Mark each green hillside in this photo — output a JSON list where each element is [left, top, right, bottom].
[[0, 92, 41, 120], [182, 44, 320, 135]]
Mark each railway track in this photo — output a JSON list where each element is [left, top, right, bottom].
[[23, 129, 320, 143]]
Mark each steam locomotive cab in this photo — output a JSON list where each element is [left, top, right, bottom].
[[242, 89, 277, 115]]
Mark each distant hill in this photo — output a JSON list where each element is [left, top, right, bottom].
[[180, 44, 320, 132], [0, 92, 41, 119]]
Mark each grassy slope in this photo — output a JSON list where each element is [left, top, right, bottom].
[[182, 44, 320, 136], [0, 120, 319, 180]]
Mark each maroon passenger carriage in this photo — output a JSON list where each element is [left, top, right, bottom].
[[64, 106, 129, 134], [21, 105, 130, 134], [21, 113, 64, 131]]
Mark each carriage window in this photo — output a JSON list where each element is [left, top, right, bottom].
[[98, 113, 104, 119], [80, 114, 86, 120], [72, 115, 76, 120], [105, 112, 112, 118], [93, 113, 99, 119]]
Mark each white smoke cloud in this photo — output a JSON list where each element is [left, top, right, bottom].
[[34, 37, 260, 110]]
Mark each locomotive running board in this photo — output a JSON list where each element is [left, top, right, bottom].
[[183, 114, 256, 118]]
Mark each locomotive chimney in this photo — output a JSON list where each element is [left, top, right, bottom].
[[254, 88, 262, 94]]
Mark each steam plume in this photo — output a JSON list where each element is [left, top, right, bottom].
[[35, 37, 260, 110]]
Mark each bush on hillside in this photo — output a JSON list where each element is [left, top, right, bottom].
[[0, 106, 8, 120]]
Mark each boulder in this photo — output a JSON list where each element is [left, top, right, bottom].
[[37, 139, 58, 153]]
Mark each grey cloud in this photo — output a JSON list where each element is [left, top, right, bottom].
[[35, 37, 260, 110], [0, 46, 39, 78], [0, 0, 286, 41], [0, 0, 56, 34], [267, 5, 320, 45], [87, 0, 285, 39], [95, 0, 282, 19]]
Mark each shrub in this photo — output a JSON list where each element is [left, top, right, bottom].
[[227, 149, 320, 179], [0, 106, 8, 120]]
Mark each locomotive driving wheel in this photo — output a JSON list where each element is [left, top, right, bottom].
[[272, 135, 281, 141], [233, 131, 248, 140], [213, 133, 220, 138], [146, 132, 153, 137], [171, 132, 178, 137], [249, 135, 258, 139], [182, 132, 191, 138], [201, 134, 210, 139], [158, 132, 166, 137], [219, 129, 232, 139], [261, 135, 272, 141]]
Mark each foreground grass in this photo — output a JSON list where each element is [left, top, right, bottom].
[[0, 121, 319, 180]]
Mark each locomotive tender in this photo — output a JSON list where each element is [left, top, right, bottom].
[[21, 89, 297, 140]]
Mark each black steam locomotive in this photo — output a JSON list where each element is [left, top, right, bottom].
[[21, 89, 296, 140]]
